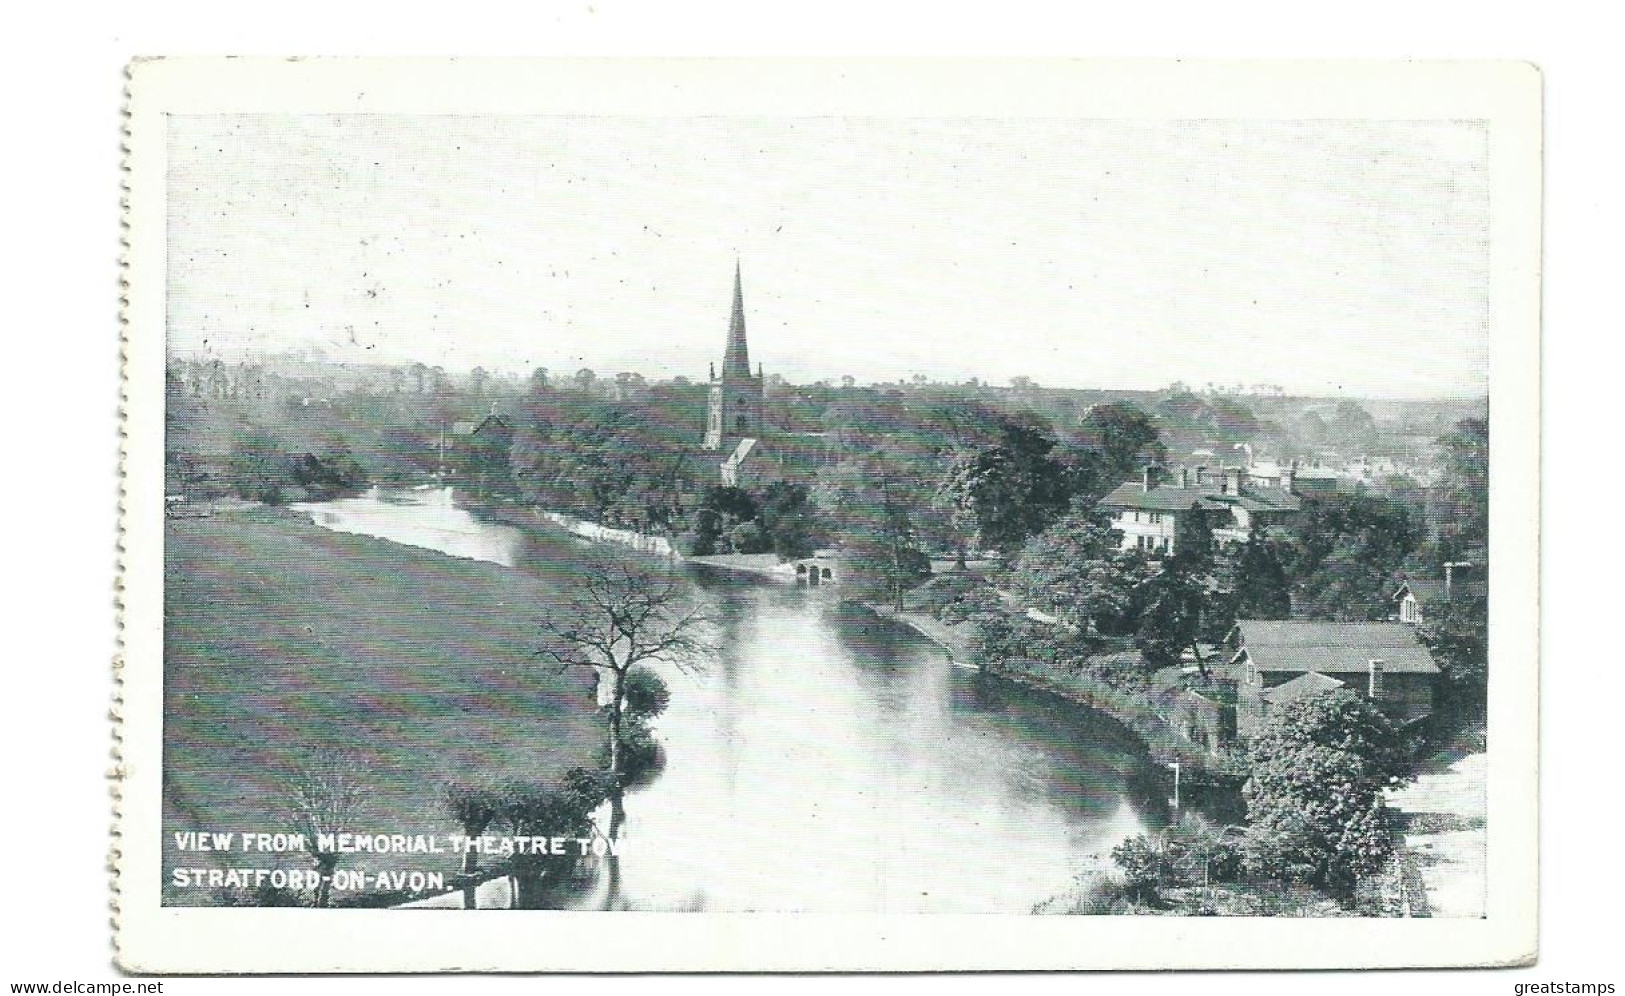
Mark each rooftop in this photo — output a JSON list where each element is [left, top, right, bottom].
[[1233, 620, 1440, 675], [1261, 671, 1347, 706], [1100, 479, 1302, 514], [1395, 576, 1489, 605]]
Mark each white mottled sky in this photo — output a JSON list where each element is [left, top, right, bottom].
[[166, 115, 1489, 397]]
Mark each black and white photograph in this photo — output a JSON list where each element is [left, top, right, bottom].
[[113, 58, 1540, 972]]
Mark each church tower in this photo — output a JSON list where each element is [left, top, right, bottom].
[[703, 262, 764, 450]]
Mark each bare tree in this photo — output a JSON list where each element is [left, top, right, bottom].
[[534, 554, 712, 781], [278, 748, 371, 907]]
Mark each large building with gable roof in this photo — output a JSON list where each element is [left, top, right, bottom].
[[1223, 620, 1440, 737], [1099, 464, 1305, 555]]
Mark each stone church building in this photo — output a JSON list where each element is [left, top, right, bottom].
[[702, 262, 765, 452]]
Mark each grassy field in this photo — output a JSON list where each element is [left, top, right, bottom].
[[162, 508, 603, 905]]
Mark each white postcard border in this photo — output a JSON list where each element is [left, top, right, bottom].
[[118, 57, 1540, 972]]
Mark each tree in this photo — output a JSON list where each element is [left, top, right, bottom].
[[1327, 400, 1378, 453], [1133, 559, 1214, 672], [934, 412, 1072, 558], [820, 447, 932, 609], [728, 521, 771, 554], [1419, 592, 1488, 719], [228, 427, 289, 503], [1284, 494, 1423, 621], [1231, 522, 1293, 620], [443, 780, 501, 907], [1111, 833, 1186, 905], [533, 555, 712, 781], [490, 769, 611, 909], [1432, 417, 1489, 562], [1059, 402, 1166, 506], [463, 418, 514, 500], [278, 748, 372, 908], [757, 481, 820, 560], [1244, 689, 1410, 900], [1011, 512, 1142, 633], [699, 485, 758, 526], [291, 448, 368, 500], [1134, 508, 1224, 671]]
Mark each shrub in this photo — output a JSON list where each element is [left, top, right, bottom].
[[1111, 834, 1186, 904], [598, 717, 662, 781], [728, 521, 771, 554], [1032, 871, 1147, 915], [674, 530, 714, 557], [622, 668, 671, 719], [905, 574, 1000, 624], [490, 770, 610, 908]]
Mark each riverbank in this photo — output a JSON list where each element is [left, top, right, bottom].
[[863, 603, 978, 662], [471, 500, 832, 585], [163, 506, 604, 905], [857, 599, 1246, 786], [471, 501, 678, 557]]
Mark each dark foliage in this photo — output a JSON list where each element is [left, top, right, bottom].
[[1243, 689, 1410, 900]]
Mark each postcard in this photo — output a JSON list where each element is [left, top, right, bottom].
[[117, 57, 1540, 971]]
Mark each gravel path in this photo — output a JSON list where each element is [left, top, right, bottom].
[[1386, 745, 1487, 918]]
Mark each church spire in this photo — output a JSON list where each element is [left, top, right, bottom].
[[722, 260, 751, 379]]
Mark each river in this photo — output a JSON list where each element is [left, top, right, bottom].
[[294, 486, 1171, 913]]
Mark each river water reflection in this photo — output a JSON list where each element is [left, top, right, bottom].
[[295, 487, 1170, 913]]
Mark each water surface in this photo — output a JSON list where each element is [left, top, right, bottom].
[[299, 488, 1167, 912]]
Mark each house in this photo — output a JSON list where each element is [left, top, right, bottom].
[[1098, 465, 1303, 556], [1224, 620, 1439, 736], [1392, 579, 1442, 625], [720, 437, 757, 487], [1392, 561, 1487, 626], [454, 407, 513, 495], [1245, 460, 1344, 496]]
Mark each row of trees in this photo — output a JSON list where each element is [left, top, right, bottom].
[[218, 429, 369, 504]]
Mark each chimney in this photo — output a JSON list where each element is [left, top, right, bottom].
[[1442, 561, 1477, 599], [1142, 466, 1155, 492], [1179, 467, 1190, 488], [1368, 659, 1385, 699], [1224, 467, 1242, 495], [1282, 460, 1296, 495], [489, 401, 499, 416], [1194, 465, 1207, 486]]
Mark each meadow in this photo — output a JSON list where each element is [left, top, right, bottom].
[[162, 509, 603, 904]]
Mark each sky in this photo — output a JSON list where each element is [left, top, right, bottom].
[[166, 115, 1490, 398]]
